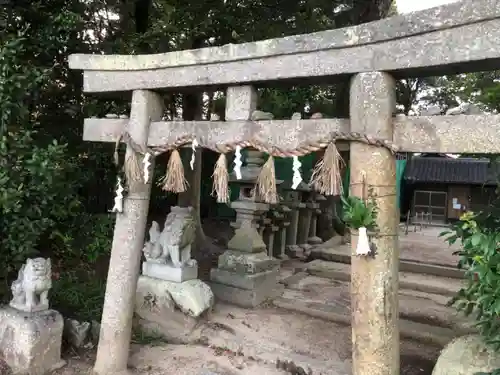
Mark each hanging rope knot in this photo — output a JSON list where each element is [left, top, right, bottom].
[[159, 148, 188, 193]]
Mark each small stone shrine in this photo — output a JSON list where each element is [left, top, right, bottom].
[[135, 206, 214, 342], [0, 258, 65, 375]]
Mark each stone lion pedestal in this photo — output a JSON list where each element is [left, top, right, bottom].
[[0, 258, 65, 375], [134, 207, 214, 343]]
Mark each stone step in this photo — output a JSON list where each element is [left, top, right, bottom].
[[309, 247, 464, 279], [304, 259, 464, 297], [276, 271, 475, 340], [273, 296, 457, 347]]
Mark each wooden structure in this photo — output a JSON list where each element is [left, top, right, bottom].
[[69, 1, 500, 374], [405, 155, 497, 223]]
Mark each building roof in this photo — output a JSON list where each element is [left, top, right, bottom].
[[404, 156, 498, 185]]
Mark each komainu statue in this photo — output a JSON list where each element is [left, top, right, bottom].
[[142, 206, 196, 268], [10, 258, 52, 312]]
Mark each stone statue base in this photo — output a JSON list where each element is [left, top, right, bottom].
[[0, 307, 66, 375], [135, 276, 214, 343], [142, 260, 198, 283], [209, 250, 284, 308], [9, 300, 48, 313]]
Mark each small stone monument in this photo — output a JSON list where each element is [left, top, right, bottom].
[[0, 258, 65, 375], [135, 206, 214, 342]]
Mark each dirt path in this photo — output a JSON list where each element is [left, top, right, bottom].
[[55, 302, 441, 375]]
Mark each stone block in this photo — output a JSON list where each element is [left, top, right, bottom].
[[210, 282, 284, 308], [227, 225, 267, 253], [217, 250, 280, 275], [0, 308, 65, 375], [135, 276, 214, 342], [142, 261, 198, 282], [308, 236, 323, 245], [210, 268, 279, 291], [286, 245, 304, 258]]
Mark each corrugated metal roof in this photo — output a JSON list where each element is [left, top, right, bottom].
[[404, 156, 498, 185]]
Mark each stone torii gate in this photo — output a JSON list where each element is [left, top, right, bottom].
[[69, 1, 500, 374]]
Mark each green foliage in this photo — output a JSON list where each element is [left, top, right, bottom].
[[441, 208, 500, 351], [51, 270, 106, 322], [0, 13, 113, 322], [477, 370, 500, 375], [340, 195, 378, 231]]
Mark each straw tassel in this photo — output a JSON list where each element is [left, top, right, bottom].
[[212, 153, 230, 203], [159, 148, 188, 193], [310, 142, 344, 196], [124, 151, 142, 183], [255, 155, 278, 204]]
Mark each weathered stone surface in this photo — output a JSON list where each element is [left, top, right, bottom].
[[93, 90, 164, 375], [63, 318, 90, 348], [210, 268, 279, 290], [84, 114, 500, 155], [142, 261, 198, 282], [286, 245, 304, 259], [136, 276, 214, 319], [91, 320, 101, 343], [78, 15, 500, 92], [446, 103, 483, 115], [210, 282, 284, 308], [226, 87, 257, 120], [251, 110, 274, 121], [227, 226, 267, 253], [135, 276, 213, 342], [420, 105, 442, 116], [350, 72, 399, 375], [0, 308, 65, 375], [70, 0, 500, 91], [432, 334, 500, 375], [217, 250, 280, 274]]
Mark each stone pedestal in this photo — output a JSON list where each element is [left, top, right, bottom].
[[210, 198, 283, 307], [210, 246, 283, 307], [142, 260, 198, 282], [135, 277, 214, 343], [0, 308, 66, 375]]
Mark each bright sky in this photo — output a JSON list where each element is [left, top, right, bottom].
[[396, 0, 459, 13]]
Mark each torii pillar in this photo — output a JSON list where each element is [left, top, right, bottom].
[[94, 90, 164, 375], [349, 72, 399, 375]]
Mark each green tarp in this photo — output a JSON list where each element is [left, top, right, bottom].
[[218, 156, 407, 217], [217, 152, 315, 217]]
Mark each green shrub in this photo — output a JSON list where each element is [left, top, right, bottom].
[[0, 31, 112, 323], [441, 206, 500, 350]]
